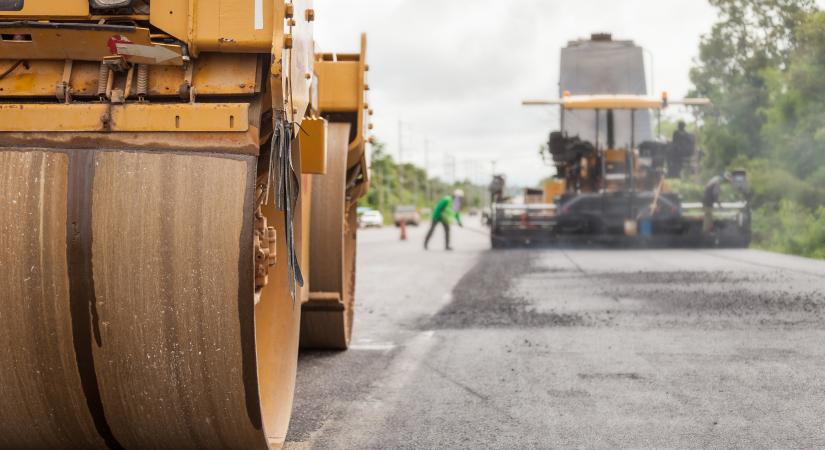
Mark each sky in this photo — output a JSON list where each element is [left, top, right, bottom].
[[314, 0, 718, 187]]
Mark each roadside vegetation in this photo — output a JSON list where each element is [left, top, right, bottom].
[[690, 0, 825, 258], [359, 140, 487, 222]]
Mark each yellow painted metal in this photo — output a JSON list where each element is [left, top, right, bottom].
[[151, 0, 276, 55], [315, 34, 367, 119], [148, 0, 189, 45], [111, 103, 249, 132], [0, 26, 183, 65], [0, 60, 65, 97], [299, 117, 328, 175], [562, 95, 664, 110], [191, 53, 261, 94], [0, 104, 106, 131], [314, 33, 368, 172], [0, 103, 249, 132], [523, 95, 662, 109], [543, 179, 566, 203], [0, 0, 88, 17], [604, 148, 628, 162], [315, 60, 361, 112], [0, 54, 259, 98]]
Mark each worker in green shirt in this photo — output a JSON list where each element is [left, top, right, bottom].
[[424, 189, 464, 250]]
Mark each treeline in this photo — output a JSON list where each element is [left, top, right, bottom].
[[691, 0, 825, 258], [359, 140, 487, 220]]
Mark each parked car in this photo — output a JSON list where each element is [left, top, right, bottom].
[[359, 209, 384, 228], [392, 205, 421, 226]]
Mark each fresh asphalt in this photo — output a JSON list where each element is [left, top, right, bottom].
[[285, 219, 825, 449]]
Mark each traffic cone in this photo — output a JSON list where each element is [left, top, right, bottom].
[[400, 219, 407, 241]]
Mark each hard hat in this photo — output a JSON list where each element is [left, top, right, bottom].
[[453, 189, 465, 197]]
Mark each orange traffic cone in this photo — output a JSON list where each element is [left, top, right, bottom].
[[400, 219, 407, 241]]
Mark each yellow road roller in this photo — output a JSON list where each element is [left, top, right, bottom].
[[301, 34, 370, 350], [0, 1, 369, 448]]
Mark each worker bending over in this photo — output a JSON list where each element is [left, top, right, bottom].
[[424, 189, 464, 250], [703, 172, 732, 233]]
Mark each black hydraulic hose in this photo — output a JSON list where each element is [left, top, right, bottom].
[[0, 60, 24, 80]]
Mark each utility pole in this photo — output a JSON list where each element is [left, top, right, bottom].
[[398, 119, 404, 203], [424, 139, 431, 204], [443, 153, 456, 184], [376, 159, 385, 213], [398, 119, 404, 164]]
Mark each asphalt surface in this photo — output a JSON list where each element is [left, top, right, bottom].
[[285, 219, 825, 449]]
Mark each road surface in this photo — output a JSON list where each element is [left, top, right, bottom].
[[285, 220, 825, 449]]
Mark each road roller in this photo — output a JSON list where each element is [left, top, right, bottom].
[[0, 1, 366, 448], [300, 34, 370, 350]]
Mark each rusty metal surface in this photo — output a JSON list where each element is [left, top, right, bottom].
[[308, 124, 347, 295], [301, 123, 355, 349], [0, 129, 261, 155], [0, 150, 108, 450], [89, 151, 267, 449], [0, 147, 305, 449]]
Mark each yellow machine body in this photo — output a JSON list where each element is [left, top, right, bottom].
[[543, 179, 567, 203], [315, 33, 370, 182], [0, 1, 333, 449], [300, 117, 329, 175]]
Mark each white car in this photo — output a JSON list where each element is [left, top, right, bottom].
[[359, 210, 384, 228]]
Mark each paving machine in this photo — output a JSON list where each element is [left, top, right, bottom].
[[0, 1, 370, 448], [490, 34, 750, 249], [492, 94, 751, 248]]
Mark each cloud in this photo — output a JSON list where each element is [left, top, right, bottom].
[[314, 0, 717, 186]]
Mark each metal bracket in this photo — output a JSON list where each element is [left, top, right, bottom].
[[55, 59, 74, 104], [179, 62, 196, 103], [254, 208, 278, 295]]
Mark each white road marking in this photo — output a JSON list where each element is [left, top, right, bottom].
[[349, 343, 397, 351]]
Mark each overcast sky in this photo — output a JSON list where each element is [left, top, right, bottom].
[[314, 0, 718, 186]]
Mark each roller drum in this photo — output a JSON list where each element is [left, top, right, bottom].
[[0, 148, 302, 449]]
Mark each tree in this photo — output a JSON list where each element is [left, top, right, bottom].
[[761, 11, 825, 182], [689, 0, 815, 171]]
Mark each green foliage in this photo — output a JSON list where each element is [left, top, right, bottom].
[[691, 1, 825, 259], [666, 177, 741, 204], [761, 11, 825, 179], [753, 201, 825, 259], [690, 0, 815, 171], [665, 178, 704, 203]]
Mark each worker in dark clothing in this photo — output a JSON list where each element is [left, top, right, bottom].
[[489, 175, 506, 205], [670, 121, 695, 177], [424, 189, 464, 250], [703, 172, 732, 233]]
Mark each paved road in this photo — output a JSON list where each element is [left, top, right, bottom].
[[285, 220, 825, 449]]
